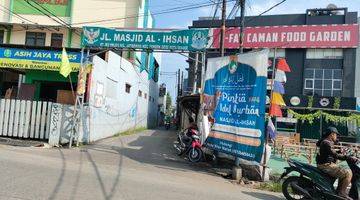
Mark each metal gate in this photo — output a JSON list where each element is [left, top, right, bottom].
[[0, 99, 52, 140]]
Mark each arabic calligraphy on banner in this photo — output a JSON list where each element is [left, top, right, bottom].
[[203, 50, 268, 164], [0, 47, 81, 71]]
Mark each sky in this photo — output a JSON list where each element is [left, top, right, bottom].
[[148, 0, 360, 104]]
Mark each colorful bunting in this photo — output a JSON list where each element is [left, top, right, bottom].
[[273, 81, 285, 94], [269, 104, 283, 117], [267, 118, 276, 140], [277, 58, 291, 72], [275, 70, 287, 83], [271, 92, 286, 106]]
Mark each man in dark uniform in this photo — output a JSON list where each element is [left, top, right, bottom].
[[316, 127, 352, 199]]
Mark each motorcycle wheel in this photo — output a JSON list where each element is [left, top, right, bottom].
[[188, 147, 203, 163], [282, 176, 313, 200]]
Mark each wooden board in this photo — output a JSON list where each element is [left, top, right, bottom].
[[56, 90, 75, 105]]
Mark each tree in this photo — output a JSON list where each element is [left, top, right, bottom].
[[165, 92, 172, 115]]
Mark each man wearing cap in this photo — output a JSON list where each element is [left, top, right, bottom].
[[316, 127, 353, 199]]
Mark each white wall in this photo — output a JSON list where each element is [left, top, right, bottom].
[[88, 51, 158, 142]]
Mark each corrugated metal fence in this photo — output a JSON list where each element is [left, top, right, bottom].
[[0, 99, 52, 140]]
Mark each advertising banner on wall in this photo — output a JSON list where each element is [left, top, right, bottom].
[[81, 26, 209, 51], [209, 24, 359, 49], [203, 50, 268, 163], [0, 47, 81, 71], [13, 0, 70, 17], [357, 98, 360, 112]]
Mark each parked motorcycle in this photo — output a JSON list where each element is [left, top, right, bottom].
[[174, 128, 203, 163], [280, 151, 359, 200], [164, 121, 170, 130]]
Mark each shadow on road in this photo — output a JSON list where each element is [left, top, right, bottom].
[[242, 191, 284, 200]]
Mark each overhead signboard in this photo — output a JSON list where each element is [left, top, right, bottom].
[[81, 26, 209, 51], [210, 24, 359, 49], [13, 0, 71, 17], [0, 47, 81, 71]]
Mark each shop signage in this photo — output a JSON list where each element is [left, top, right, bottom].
[[203, 50, 268, 164], [13, 0, 70, 17], [290, 96, 301, 106], [210, 24, 359, 49], [81, 26, 209, 51], [0, 47, 81, 71], [357, 98, 360, 112], [284, 95, 357, 110]]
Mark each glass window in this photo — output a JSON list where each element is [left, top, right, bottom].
[[333, 69, 342, 79], [333, 80, 342, 90], [306, 49, 343, 59], [314, 80, 323, 89], [125, 83, 131, 93], [303, 68, 343, 97], [51, 33, 63, 47], [304, 69, 314, 78], [25, 32, 46, 46], [0, 30, 4, 44], [324, 69, 332, 78], [323, 90, 332, 97], [315, 69, 323, 79], [323, 80, 332, 89], [305, 79, 314, 89]]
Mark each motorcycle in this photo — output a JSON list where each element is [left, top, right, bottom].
[[280, 151, 359, 200], [173, 128, 203, 163], [164, 121, 170, 130]]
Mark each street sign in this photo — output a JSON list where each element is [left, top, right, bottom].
[[81, 26, 209, 51]]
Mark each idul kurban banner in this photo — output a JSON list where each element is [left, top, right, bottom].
[[203, 50, 269, 164], [81, 26, 209, 51], [0, 47, 81, 71]]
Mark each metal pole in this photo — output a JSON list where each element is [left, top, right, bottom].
[[220, 0, 226, 57], [200, 51, 206, 91], [177, 69, 181, 97], [262, 48, 277, 181], [239, 0, 245, 53], [192, 53, 199, 94], [180, 71, 184, 96]]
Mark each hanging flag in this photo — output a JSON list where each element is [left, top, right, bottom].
[[269, 104, 283, 117], [60, 48, 71, 78], [271, 92, 286, 106], [148, 53, 155, 80], [267, 118, 276, 140], [277, 58, 291, 72], [275, 70, 287, 83], [273, 81, 285, 94]]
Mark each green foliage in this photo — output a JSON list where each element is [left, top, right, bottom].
[[165, 92, 173, 115], [113, 127, 147, 137], [307, 96, 314, 108], [257, 181, 282, 193], [333, 97, 341, 109], [288, 109, 360, 125]]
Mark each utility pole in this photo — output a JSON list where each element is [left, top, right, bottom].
[[239, 0, 245, 53], [192, 53, 199, 94], [177, 69, 181, 97], [220, 0, 227, 57], [180, 71, 184, 96]]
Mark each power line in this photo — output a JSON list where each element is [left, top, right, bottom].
[[71, 0, 236, 26]]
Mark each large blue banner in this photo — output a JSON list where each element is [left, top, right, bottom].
[[203, 50, 269, 164]]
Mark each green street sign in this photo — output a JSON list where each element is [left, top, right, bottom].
[[81, 27, 209, 52]]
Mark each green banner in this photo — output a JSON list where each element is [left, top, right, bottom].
[[13, 0, 71, 17], [81, 26, 209, 51]]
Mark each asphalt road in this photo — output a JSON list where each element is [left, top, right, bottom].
[[0, 129, 284, 200]]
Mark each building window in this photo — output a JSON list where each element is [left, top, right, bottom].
[[306, 49, 343, 59], [269, 49, 285, 58], [51, 33, 63, 47], [25, 32, 46, 46], [125, 83, 131, 93], [138, 90, 142, 97], [0, 30, 4, 44], [303, 68, 342, 96]]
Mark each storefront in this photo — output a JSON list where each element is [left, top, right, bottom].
[[0, 45, 81, 103]]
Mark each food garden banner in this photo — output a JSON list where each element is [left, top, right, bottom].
[[0, 47, 81, 71], [81, 26, 209, 51], [203, 50, 268, 163]]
